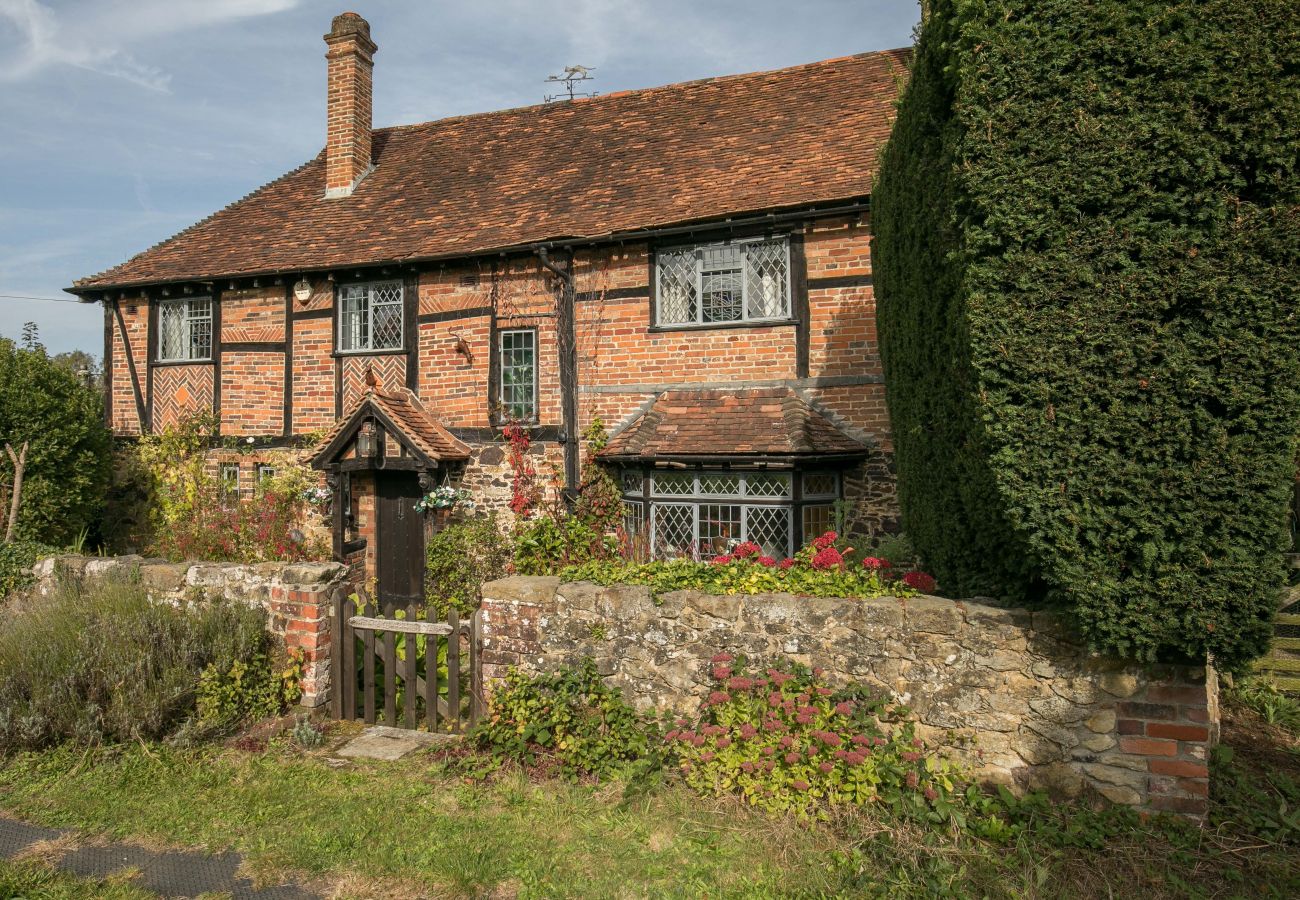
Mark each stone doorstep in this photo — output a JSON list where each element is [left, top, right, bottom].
[[333, 725, 461, 761]]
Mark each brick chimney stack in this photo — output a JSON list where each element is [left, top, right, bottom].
[[324, 12, 377, 198]]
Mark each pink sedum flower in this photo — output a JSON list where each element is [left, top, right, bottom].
[[819, 762, 835, 774], [835, 701, 854, 716], [784, 752, 802, 764], [792, 779, 811, 791], [711, 653, 735, 664]]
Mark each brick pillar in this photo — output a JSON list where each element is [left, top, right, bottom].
[[323, 12, 377, 198], [270, 568, 346, 708], [478, 577, 558, 688], [1116, 664, 1217, 817]]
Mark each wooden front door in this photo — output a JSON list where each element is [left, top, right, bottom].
[[375, 471, 425, 609]]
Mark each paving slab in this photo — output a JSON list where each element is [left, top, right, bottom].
[[334, 725, 459, 761]]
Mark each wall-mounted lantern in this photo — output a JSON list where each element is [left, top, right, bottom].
[[356, 422, 378, 458], [293, 277, 313, 305]]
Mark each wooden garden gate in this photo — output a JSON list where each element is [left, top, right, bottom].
[[330, 584, 483, 732]]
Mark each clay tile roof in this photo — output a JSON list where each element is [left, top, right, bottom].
[[71, 49, 910, 291], [313, 387, 470, 467], [599, 388, 869, 460]]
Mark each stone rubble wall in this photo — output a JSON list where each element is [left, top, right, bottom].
[[480, 577, 1217, 817], [32, 555, 346, 708]]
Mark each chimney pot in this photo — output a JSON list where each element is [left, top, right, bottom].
[[323, 12, 377, 199]]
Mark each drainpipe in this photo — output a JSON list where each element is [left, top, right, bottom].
[[535, 246, 580, 503]]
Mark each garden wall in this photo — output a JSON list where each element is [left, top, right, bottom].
[[479, 577, 1219, 817], [31, 555, 346, 708]]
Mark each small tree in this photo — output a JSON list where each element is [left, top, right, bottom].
[[0, 330, 112, 546]]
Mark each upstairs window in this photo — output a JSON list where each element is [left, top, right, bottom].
[[655, 236, 791, 327], [157, 297, 212, 361], [338, 281, 403, 352], [499, 329, 537, 422]]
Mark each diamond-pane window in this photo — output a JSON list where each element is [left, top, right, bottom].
[[699, 474, 741, 497], [655, 237, 791, 326], [652, 472, 695, 496], [803, 473, 837, 498], [499, 330, 537, 421], [653, 503, 695, 559], [746, 506, 791, 558], [338, 281, 404, 352], [157, 298, 212, 361], [656, 247, 698, 324], [745, 474, 791, 498], [621, 469, 643, 494]]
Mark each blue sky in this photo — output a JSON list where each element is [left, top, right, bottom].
[[0, 0, 919, 359]]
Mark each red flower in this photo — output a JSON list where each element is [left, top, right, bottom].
[[700, 751, 715, 762], [924, 787, 938, 801], [757, 556, 777, 567], [732, 541, 761, 559], [811, 531, 838, 550], [834, 701, 854, 716], [740, 761, 756, 773], [811, 547, 844, 570], [727, 676, 754, 691], [902, 571, 937, 592], [738, 724, 758, 740], [760, 746, 775, 757], [711, 554, 733, 566], [778, 558, 796, 570], [779, 735, 794, 749], [708, 691, 730, 705], [665, 730, 680, 741], [902, 751, 921, 762], [784, 752, 801, 764], [792, 779, 810, 791], [906, 771, 919, 789], [768, 692, 782, 708], [861, 557, 890, 571], [712, 665, 733, 680], [710, 653, 734, 664], [845, 751, 866, 765], [819, 762, 835, 774], [716, 737, 731, 749]]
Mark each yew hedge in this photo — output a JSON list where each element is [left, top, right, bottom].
[[872, 0, 1300, 669]]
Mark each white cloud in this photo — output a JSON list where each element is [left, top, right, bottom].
[[0, 0, 298, 91]]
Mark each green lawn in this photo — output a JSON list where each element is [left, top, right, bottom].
[[0, 714, 1296, 899]]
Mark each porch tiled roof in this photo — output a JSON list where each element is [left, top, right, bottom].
[[313, 388, 470, 467], [599, 388, 869, 460], [72, 49, 909, 290]]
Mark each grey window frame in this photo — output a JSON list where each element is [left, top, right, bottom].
[[498, 328, 538, 423], [337, 280, 404, 353], [654, 236, 792, 327], [157, 297, 213, 362]]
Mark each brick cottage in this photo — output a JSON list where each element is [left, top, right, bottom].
[[69, 12, 910, 607]]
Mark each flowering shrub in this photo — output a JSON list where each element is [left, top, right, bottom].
[[414, 485, 474, 513], [668, 656, 962, 817], [472, 658, 655, 778], [558, 531, 937, 602]]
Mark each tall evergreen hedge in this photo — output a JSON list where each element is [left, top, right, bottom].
[[873, 0, 1300, 669]]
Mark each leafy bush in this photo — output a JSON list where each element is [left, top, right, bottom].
[[1225, 676, 1300, 737], [196, 647, 304, 727], [667, 655, 961, 817], [0, 539, 55, 600], [514, 516, 618, 576], [0, 333, 112, 546], [472, 659, 655, 777], [1210, 744, 1300, 844], [134, 413, 328, 562], [424, 514, 513, 615], [872, 0, 1300, 668], [559, 532, 931, 601], [0, 572, 273, 750]]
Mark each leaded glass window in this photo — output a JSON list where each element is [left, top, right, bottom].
[[157, 298, 212, 361], [625, 468, 842, 561], [499, 329, 537, 421], [655, 236, 792, 326], [338, 281, 404, 352]]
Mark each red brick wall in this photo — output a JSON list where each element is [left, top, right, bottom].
[[106, 217, 896, 527]]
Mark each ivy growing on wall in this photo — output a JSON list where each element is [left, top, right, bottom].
[[872, 0, 1300, 669]]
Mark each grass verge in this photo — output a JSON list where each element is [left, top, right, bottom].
[[0, 707, 1296, 899]]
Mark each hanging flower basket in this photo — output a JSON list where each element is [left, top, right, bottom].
[[414, 485, 475, 515]]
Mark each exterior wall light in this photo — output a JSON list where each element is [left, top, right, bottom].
[[293, 277, 313, 304]]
